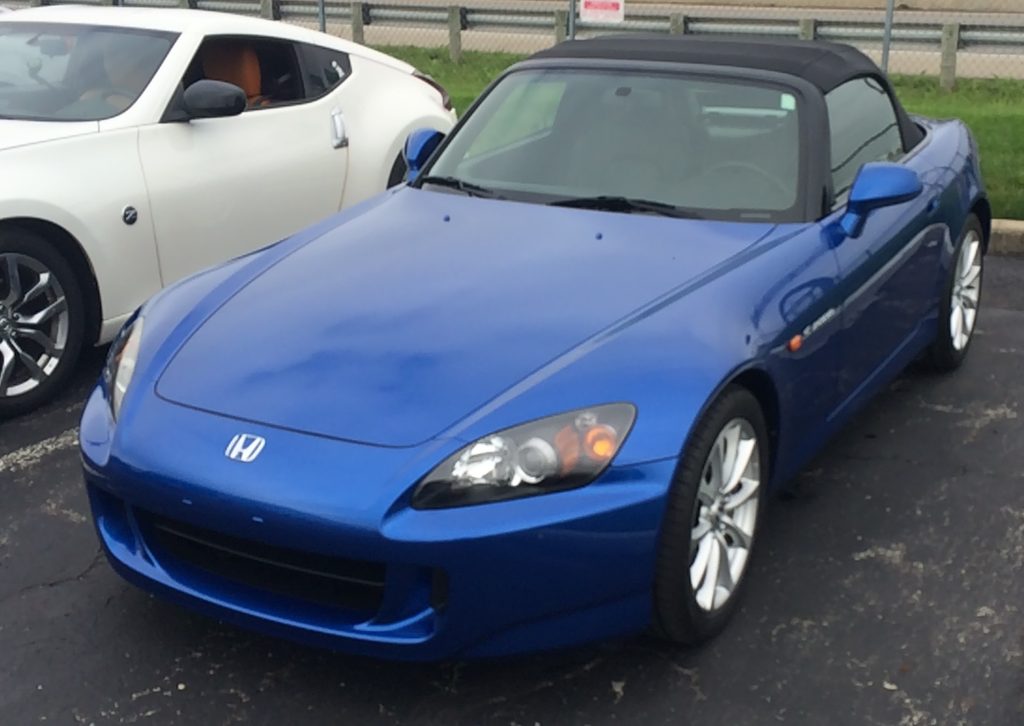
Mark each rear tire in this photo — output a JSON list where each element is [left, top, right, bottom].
[[653, 386, 769, 645], [0, 227, 86, 419], [386, 153, 408, 188], [927, 214, 984, 372]]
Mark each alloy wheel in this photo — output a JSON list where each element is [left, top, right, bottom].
[[950, 230, 982, 352], [0, 253, 70, 398], [689, 417, 761, 612]]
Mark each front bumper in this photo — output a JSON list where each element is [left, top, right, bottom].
[[80, 386, 676, 661]]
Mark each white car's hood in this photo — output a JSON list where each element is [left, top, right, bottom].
[[0, 119, 99, 152]]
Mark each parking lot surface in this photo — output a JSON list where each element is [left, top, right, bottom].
[[3, 256, 1024, 725]]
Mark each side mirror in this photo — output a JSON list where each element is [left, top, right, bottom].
[[182, 80, 246, 120], [838, 162, 923, 239], [403, 128, 445, 182]]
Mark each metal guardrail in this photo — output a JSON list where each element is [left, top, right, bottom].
[[197, 1, 262, 15], [5, 0, 1024, 85], [10, 0, 1024, 48], [268, 2, 1024, 48], [272, 2, 1024, 86]]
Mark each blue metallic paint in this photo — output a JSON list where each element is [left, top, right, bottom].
[[80, 112, 987, 660], [154, 190, 778, 448], [839, 161, 924, 237], [402, 128, 446, 182], [82, 383, 676, 659]]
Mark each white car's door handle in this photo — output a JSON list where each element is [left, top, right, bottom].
[[330, 108, 348, 149]]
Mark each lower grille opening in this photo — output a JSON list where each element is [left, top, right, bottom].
[[140, 512, 386, 613]]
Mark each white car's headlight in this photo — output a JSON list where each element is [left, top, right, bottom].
[[412, 403, 636, 509], [103, 316, 144, 420]]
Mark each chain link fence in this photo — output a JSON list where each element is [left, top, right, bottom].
[[3, 1, 1023, 87], [855, 0, 1024, 83], [272, 0, 1024, 84]]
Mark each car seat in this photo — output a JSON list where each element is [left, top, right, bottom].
[[200, 41, 269, 108]]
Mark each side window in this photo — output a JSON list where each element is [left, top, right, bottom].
[[182, 36, 304, 110], [297, 43, 352, 99], [825, 77, 904, 199]]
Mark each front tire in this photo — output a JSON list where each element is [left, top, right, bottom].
[[653, 386, 769, 645], [0, 227, 85, 419], [927, 214, 984, 372]]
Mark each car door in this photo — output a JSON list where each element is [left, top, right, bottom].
[[825, 76, 940, 405], [137, 35, 352, 286]]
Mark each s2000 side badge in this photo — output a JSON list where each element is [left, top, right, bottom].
[[122, 206, 138, 226]]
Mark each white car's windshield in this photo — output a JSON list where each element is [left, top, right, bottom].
[[424, 68, 804, 220], [0, 22, 176, 121]]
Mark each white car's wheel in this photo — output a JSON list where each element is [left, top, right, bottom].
[[0, 227, 85, 419], [387, 153, 408, 188]]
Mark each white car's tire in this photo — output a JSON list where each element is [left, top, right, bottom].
[[0, 227, 86, 419], [387, 153, 408, 188]]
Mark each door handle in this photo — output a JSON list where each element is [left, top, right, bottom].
[[330, 108, 348, 149]]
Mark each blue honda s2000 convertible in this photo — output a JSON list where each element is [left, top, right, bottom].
[[80, 35, 988, 660]]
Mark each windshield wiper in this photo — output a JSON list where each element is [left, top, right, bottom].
[[548, 195, 702, 219], [417, 175, 503, 199]]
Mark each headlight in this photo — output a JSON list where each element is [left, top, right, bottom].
[[412, 403, 636, 509], [103, 316, 144, 420]]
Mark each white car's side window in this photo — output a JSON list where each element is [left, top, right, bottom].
[[178, 35, 306, 112], [297, 42, 352, 101], [170, 36, 354, 116]]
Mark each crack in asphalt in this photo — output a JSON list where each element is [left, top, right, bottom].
[[0, 547, 104, 606]]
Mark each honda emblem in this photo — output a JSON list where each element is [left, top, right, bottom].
[[225, 434, 266, 463]]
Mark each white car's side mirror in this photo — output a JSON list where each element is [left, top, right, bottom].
[[181, 80, 246, 121]]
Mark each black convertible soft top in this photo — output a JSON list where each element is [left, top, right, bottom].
[[531, 34, 924, 149]]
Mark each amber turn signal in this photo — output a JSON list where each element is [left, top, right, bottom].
[[584, 424, 619, 462]]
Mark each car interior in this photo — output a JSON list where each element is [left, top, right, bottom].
[[181, 36, 304, 109], [0, 26, 174, 120], [457, 75, 801, 215]]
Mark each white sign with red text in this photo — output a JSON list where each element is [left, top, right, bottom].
[[579, 0, 625, 24]]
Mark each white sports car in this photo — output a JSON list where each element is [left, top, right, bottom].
[[0, 6, 456, 416]]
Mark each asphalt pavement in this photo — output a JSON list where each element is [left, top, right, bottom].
[[3, 256, 1024, 725]]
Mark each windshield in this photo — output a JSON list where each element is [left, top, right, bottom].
[[0, 22, 176, 121], [422, 68, 804, 220]]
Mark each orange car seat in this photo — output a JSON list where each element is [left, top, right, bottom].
[[201, 42, 268, 107]]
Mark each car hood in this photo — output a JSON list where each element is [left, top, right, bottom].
[[0, 119, 99, 151], [155, 189, 775, 447]]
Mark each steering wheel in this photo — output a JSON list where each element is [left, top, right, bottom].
[[75, 87, 133, 112], [100, 89, 132, 107], [699, 161, 791, 200]]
